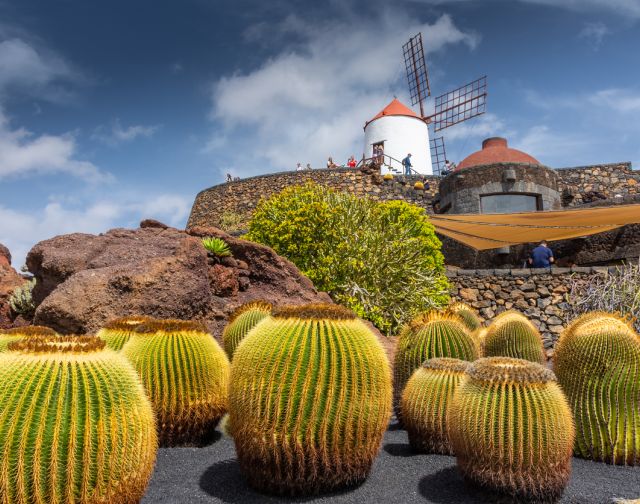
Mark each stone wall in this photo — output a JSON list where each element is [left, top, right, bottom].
[[557, 162, 639, 205], [188, 167, 440, 229], [448, 266, 612, 358], [188, 162, 637, 231]]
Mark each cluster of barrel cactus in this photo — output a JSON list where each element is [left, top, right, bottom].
[[448, 357, 575, 501], [123, 319, 230, 446], [0, 334, 158, 503], [393, 311, 479, 418], [554, 312, 640, 465], [228, 303, 392, 496], [222, 300, 272, 357]]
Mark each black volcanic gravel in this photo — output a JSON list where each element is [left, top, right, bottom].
[[143, 422, 640, 503]]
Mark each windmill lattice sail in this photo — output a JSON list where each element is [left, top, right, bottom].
[[432, 76, 487, 132], [403, 33, 431, 117]]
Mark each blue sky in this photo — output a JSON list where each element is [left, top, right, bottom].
[[1, 0, 639, 265]]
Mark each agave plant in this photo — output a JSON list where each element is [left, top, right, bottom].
[[202, 236, 232, 257]]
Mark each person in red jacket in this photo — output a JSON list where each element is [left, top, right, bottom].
[[347, 155, 357, 168]]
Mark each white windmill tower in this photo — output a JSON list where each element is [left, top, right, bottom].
[[363, 33, 488, 176]]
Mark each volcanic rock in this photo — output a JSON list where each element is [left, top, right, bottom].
[[0, 243, 27, 329], [27, 223, 332, 340]]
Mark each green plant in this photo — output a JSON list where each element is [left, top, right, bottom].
[[228, 304, 392, 496], [202, 236, 232, 257], [0, 335, 157, 503], [447, 302, 482, 331], [222, 301, 272, 358], [247, 183, 449, 335], [400, 357, 470, 454], [8, 279, 35, 318], [554, 313, 640, 464], [483, 310, 545, 363], [448, 357, 575, 501], [97, 315, 154, 351], [122, 319, 230, 446], [219, 211, 247, 233], [568, 261, 640, 332], [0, 325, 57, 352], [393, 312, 479, 419]]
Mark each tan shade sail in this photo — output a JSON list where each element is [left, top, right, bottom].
[[430, 203, 640, 250]]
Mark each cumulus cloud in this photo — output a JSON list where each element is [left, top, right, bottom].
[[0, 107, 110, 182], [209, 13, 479, 174], [0, 194, 191, 267], [92, 119, 161, 146]]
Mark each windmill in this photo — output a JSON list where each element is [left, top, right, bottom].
[[402, 32, 487, 175]]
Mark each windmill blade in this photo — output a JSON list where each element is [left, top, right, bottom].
[[430, 136, 447, 175], [402, 33, 431, 117], [431, 76, 487, 132]]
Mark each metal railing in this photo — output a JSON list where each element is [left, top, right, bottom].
[[356, 154, 421, 176]]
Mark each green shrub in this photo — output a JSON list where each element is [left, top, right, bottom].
[[219, 211, 247, 233], [247, 183, 449, 334], [8, 279, 35, 318], [202, 236, 232, 257]]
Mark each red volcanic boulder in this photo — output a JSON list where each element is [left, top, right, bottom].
[[0, 243, 28, 329], [26, 223, 331, 339]]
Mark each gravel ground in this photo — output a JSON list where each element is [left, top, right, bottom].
[[143, 423, 640, 503]]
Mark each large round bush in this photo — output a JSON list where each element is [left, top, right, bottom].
[[247, 183, 449, 334]]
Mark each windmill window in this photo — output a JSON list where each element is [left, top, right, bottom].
[[480, 193, 541, 214]]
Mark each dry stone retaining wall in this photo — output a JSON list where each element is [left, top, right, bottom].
[[448, 266, 613, 357], [188, 163, 637, 230]]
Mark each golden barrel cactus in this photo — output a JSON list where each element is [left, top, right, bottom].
[[483, 310, 545, 363], [0, 325, 56, 352], [393, 312, 479, 418], [0, 335, 157, 504], [554, 313, 640, 465], [447, 302, 482, 331], [448, 357, 575, 501], [222, 301, 272, 358], [122, 319, 230, 446], [400, 357, 470, 454], [228, 304, 392, 496], [97, 315, 154, 351]]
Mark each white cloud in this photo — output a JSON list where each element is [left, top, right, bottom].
[[587, 88, 640, 113], [0, 107, 110, 182], [579, 21, 610, 48], [209, 13, 479, 174], [521, 0, 640, 18], [0, 37, 80, 103], [92, 119, 161, 146], [0, 194, 191, 267]]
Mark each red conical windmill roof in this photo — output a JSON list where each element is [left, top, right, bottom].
[[364, 98, 420, 128]]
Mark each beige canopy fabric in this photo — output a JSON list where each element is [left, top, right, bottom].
[[430, 203, 640, 250]]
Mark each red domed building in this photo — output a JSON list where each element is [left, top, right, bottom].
[[438, 137, 561, 215]]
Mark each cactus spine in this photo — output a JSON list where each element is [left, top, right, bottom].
[[483, 310, 545, 363], [0, 335, 157, 504], [447, 302, 482, 331], [0, 325, 56, 352], [554, 313, 640, 465], [393, 312, 479, 418], [229, 304, 392, 496], [97, 315, 154, 351], [448, 357, 575, 502], [400, 357, 470, 454], [222, 301, 272, 358], [122, 319, 230, 446]]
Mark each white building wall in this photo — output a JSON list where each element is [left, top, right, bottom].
[[363, 115, 432, 175]]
